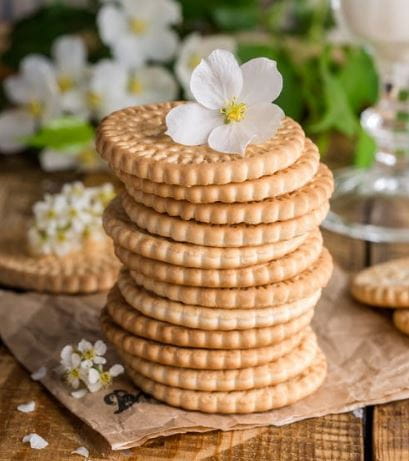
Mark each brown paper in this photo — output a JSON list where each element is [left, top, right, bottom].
[[1, 265, 409, 450]]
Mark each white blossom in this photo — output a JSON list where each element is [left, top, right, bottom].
[[60, 345, 84, 389], [175, 33, 236, 98], [166, 49, 284, 155], [85, 364, 124, 393], [126, 66, 178, 106], [86, 60, 128, 120], [27, 182, 114, 256], [0, 55, 61, 153], [51, 35, 88, 116], [78, 339, 107, 369], [22, 433, 48, 450], [97, 0, 181, 68]]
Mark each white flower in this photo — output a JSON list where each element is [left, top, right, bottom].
[[30, 366, 47, 381], [17, 401, 36, 413], [126, 66, 178, 106], [51, 35, 88, 116], [86, 60, 128, 119], [22, 433, 48, 450], [28, 182, 113, 256], [0, 55, 61, 153], [39, 144, 104, 173], [97, 0, 181, 68], [166, 49, 284, 155], [175, 33, 236, 98], [60, 345, 84, 389], [86, 364, 124, 393], [71, 446, 90, 458], [78, 339, 107, 368]]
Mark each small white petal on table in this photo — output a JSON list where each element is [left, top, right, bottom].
[[31, 366, 47, 381], [71, 389, 88, 399], [22, 433, 48, 449], [166, 102, 221, 145], [190, 49, 243, 109], [71, 446, 89, 458], [240, 57, 283, 105], [17, 401, 36, 413]]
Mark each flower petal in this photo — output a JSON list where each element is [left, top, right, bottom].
[[240, 103, 284, 143], [110, 36, 146, 69], [52, 35, 86, 79], [208, 103, 284, 154], [17, 401, 36, 413], [71, 446, 89, 458], [78, 339, 92, 352], [190, 49, 242, 109], [87, 368, 100, 385], [22, 433, 48, 450], [175, 34, 236, 99], [60, 344, 74, 362], [208, 123, 253, 155], [97, 5, 127, 45], [143, 28, 179, 63], [39, 149, 77, 172], [71, 389, 88, 399], [0, 110, 35, 154], [166, 103, 222, 145], [109, 364, 124, 377], [94, 340, 107, 355], [31, 366, 47, 381], [129, 66, 177, 105], [240, 58, 283, 105]]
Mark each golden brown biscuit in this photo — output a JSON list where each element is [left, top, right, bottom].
[[97, 102, 305, 186]]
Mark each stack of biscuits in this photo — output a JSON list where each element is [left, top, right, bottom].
[[97, 102, 334, 414]]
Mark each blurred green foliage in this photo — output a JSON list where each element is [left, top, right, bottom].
[[1, 0, 379, 165]]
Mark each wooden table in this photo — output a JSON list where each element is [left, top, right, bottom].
[[1, 160, 409, 460]]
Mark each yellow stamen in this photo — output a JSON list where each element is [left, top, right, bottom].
[[82, 350, 95, 361], [87, 91, 102, 109], [187, 53, 201, 70], [128, 77, 143, 95], [129, 18, 148, 35], [220, 99, 247, 124], [58, 75, 74, 93], [27, 100, 43, 117], [100, 371, 112, 386]]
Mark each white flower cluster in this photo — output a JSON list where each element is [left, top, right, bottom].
[[28, 182, 115, 257], [0, 0, 237, 171], [60, 339, 124, 395]]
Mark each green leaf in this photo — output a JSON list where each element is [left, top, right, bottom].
[[354, 127, 376, 167], [310, 54, 358, 136], [338, 48, 378, 112], [25, 117, 95, 150], [212, 5, 259, 30]]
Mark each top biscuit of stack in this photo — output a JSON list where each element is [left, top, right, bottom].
[[97, 102, 306, 188]]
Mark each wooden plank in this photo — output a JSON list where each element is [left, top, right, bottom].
[[373, 400, 409, 461], [0, 345, 364, 460]]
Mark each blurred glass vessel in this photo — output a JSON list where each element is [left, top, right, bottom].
[[323, 0, 409, 242]]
